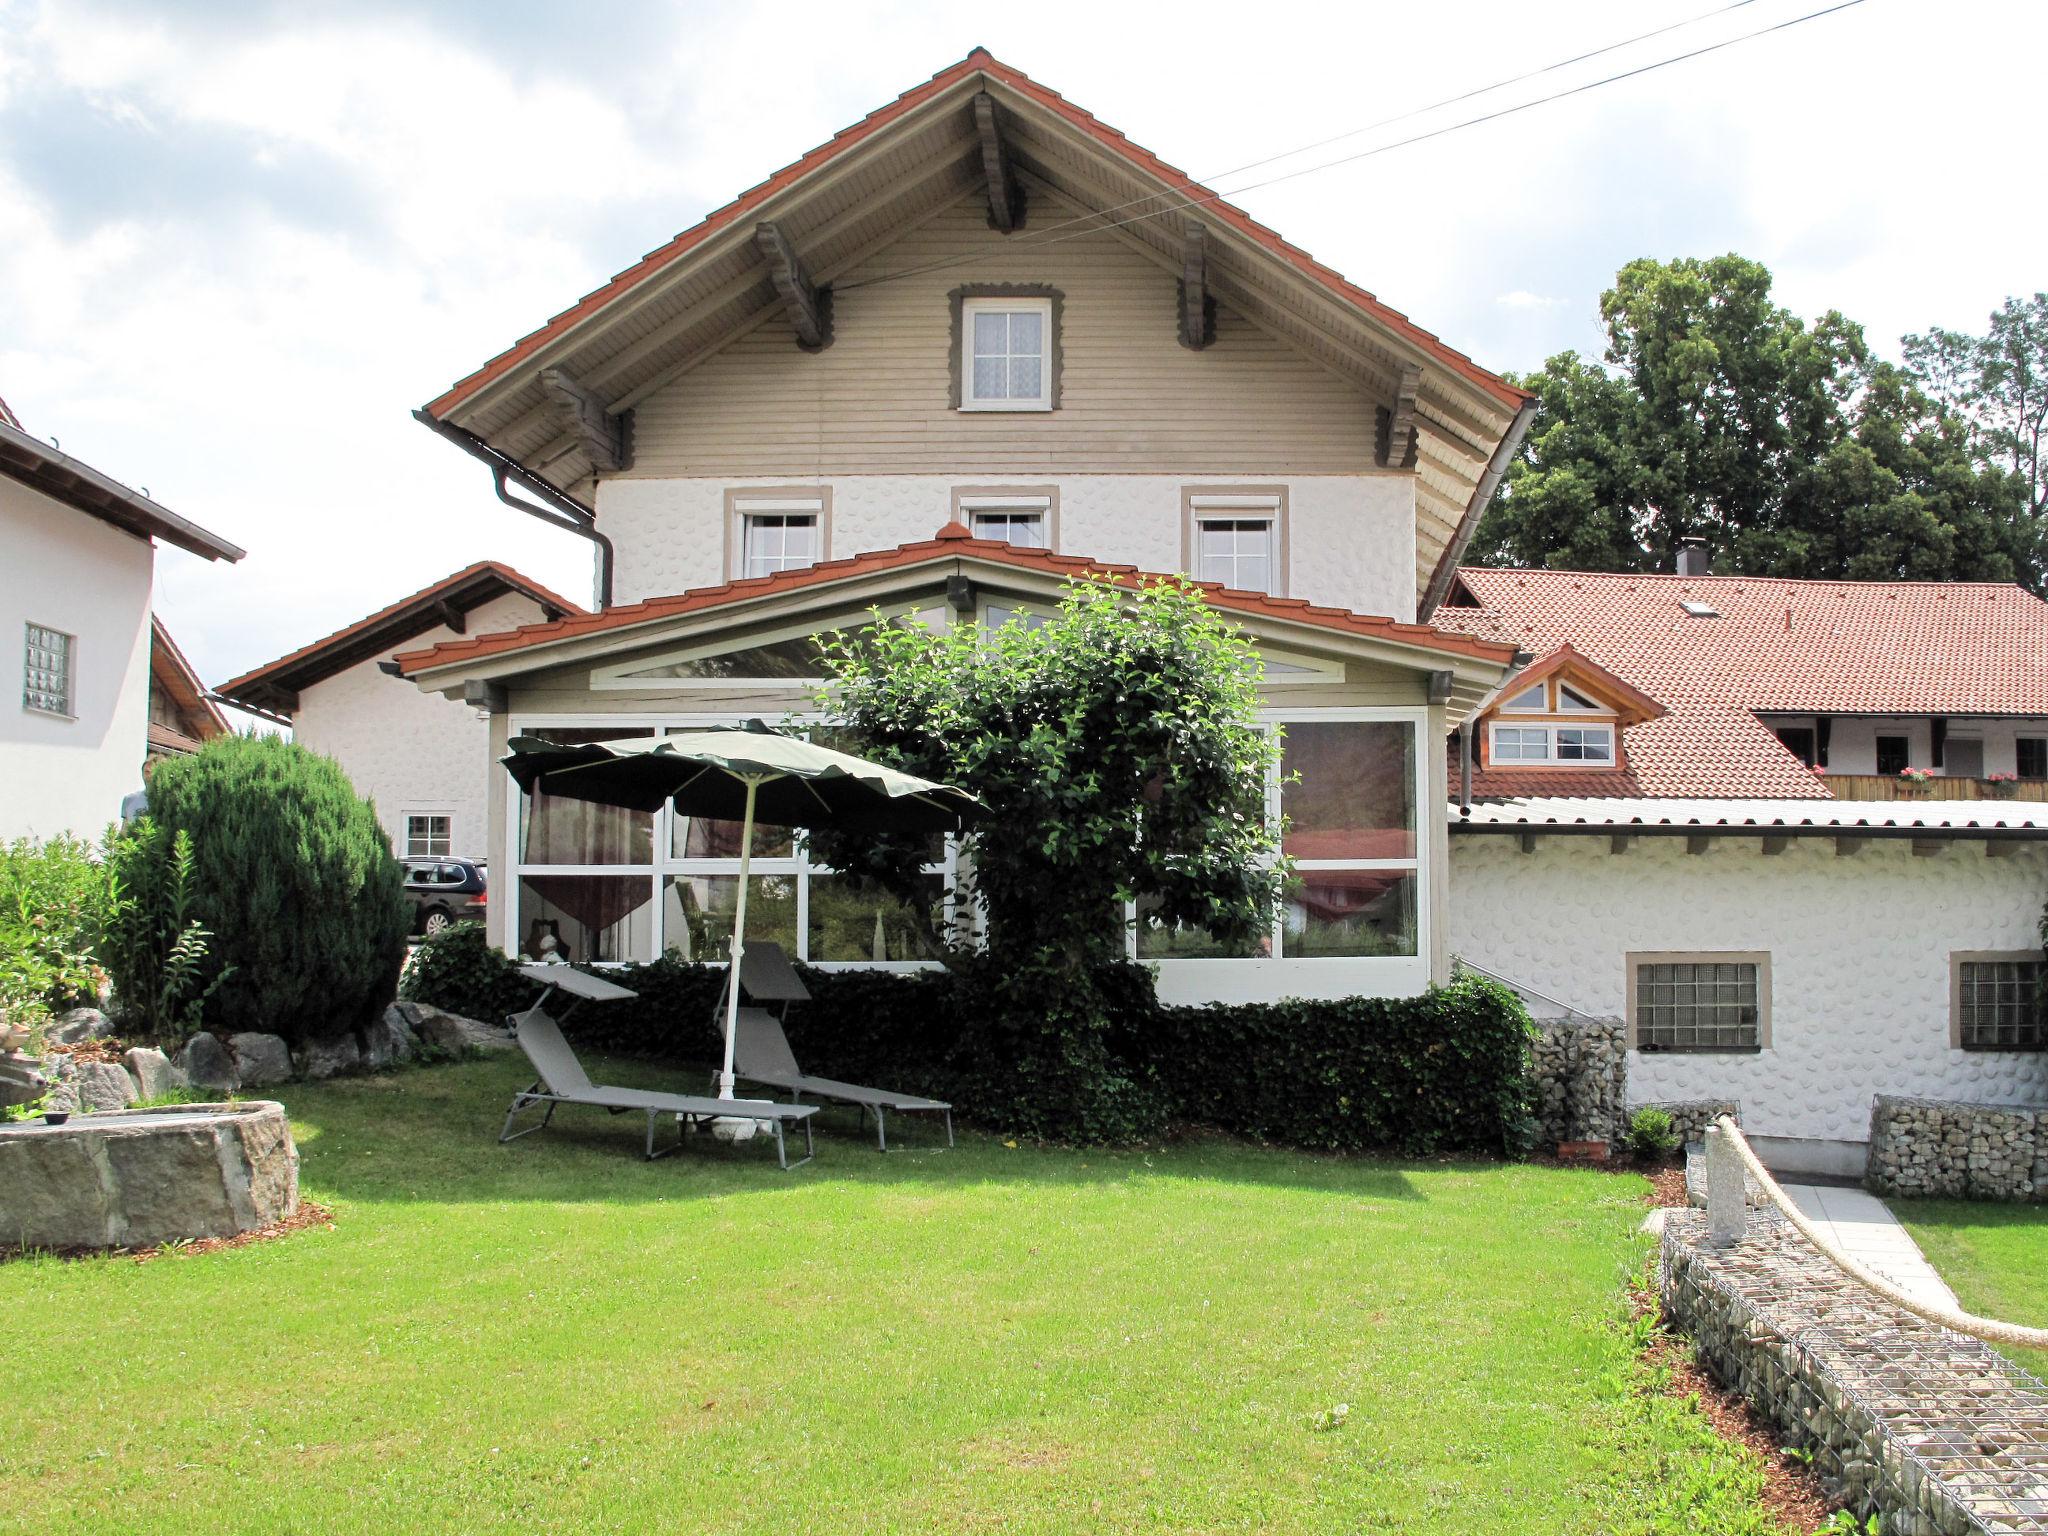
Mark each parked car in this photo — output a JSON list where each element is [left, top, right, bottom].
[[402, 857, 487, 936]]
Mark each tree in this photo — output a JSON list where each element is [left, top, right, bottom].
[[808, 577, 1287, 1140], [144, 734, 411, 1045], [1472, 255, 2031, 584]]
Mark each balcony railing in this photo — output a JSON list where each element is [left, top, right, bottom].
[[1821, 774, 2048, 802]]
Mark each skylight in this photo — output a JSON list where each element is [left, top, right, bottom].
[[1679, 600, 1720, 618]]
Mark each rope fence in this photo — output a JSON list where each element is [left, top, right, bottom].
[[1706, 1113, 2048, 1353]]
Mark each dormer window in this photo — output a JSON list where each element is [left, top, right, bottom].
[[1489, 721, 1616, 764], [1478, 654, 1661, 774]]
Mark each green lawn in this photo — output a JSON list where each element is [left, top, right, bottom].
[[1896, 1199, 2048, 1378], [3, 1054, 1790, 1534]]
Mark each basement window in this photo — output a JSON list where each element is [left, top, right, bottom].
[[1953, 954, 2046, 1051], [1629, 953, 1768, 1053]]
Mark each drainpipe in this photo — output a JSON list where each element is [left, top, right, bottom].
[[1459, 722, 1473, 816], [412, 409, 615, 610]]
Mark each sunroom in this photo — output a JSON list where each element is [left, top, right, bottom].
[[396, 530, 1514, 1005]]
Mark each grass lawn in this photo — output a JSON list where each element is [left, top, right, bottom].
[[3, 1054, 1792, 1534], [1895, 1199, 2048, 1378]]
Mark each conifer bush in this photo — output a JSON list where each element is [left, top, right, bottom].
[[144, 734, 409, 1044]]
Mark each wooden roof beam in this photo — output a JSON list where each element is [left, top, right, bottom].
[[432, 599, 467, 636], [1378, 362, 1421, 468], [974, 92, 1023, 231], [537, 367, 632, 474], [1178, 222, 1214, 349], [754, 222, 830, 351]]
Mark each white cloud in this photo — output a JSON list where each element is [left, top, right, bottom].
[[1495, 291, 1567, 311]]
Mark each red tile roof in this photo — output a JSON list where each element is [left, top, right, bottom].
[[423, 48, 1525, 421], [0, 394, 18, 430], [1439, 568, 2048, 799], [218, 561, 587, 710], [395, 524, 1518, 676]]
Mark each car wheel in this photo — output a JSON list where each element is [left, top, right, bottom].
[[422, 908, 453, 937]]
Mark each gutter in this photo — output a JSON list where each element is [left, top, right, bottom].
[[1418, 396, 1540, 621], [412, 409, 615, 610], [1448, 819, 2048, 844]]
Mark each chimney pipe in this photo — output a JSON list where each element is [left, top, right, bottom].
[[1676, 537, 1710, 578]]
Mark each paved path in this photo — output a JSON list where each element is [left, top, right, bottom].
[[1777, 1183, 1959, 1311]]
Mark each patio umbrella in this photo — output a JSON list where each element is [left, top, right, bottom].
[[502, 720, 981, 1099]]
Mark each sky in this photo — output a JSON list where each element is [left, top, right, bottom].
[[3, 0, 2044, 710]]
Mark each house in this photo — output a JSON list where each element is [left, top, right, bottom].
[[0, 395, 244, 840], [146, 616, 230, 762], [393, 48, 1532, 1001], [1437, 555, 2048, 1174], [215, 562, 584, 863]]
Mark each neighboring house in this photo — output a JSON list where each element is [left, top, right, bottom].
[[0, 396, 244, 840], [1437, 555, 2048, 1173], [395, 48, 1531, 1001], [215, 562, 583, 863], [146, 616, 230, 761]]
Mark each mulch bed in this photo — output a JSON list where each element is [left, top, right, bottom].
[[43, 1036, 126, 1066], [1, 1201, 335, 1266]]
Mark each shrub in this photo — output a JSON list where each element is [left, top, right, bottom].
[[100, 819, 227, 1045], [0, 834, 111, 1028], [398, 922, 533, 1027], [1624, 1106, 1680, 1164], [144, 734, 410, 1045]]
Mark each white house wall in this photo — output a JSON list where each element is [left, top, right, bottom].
[[1763, 715, 2042, 777], [1446, 833, 2048, 1148], [598, 474, 1418, 623], [294, 590, 547, 862], [0, 478, 154, 840]]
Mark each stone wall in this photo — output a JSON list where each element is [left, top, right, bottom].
[[1662, 1208, 2048, 1535], [1637, 1098, 1741, 1152], [1866, 1094, 2045, 1202], [1531, 1017, 1626, 1147]]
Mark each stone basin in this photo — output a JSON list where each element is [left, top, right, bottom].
[[0, 1100, 298, 1252]]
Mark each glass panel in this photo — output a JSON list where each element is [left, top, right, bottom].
[[971, 511, 1046, 547], [1133, 893, 1268, 959], [1555, 726, 1613, 762], [1009, 356, 1042, 400], [672, 813, 793, 860], [1555, 683, 1602, 712], [623, 634, 825, 681], [1503, 682, 1546, 711], [808, 873, 944, 961], [1282, 721, 1416, 860], [660, 874, 798, 963], [972, 310, 1007, 354], [517, 874, 654, 964], [1284, 870, 1417, 957], [518, 728, 655, 864], [1009, 308, 1042, 354], [971, 355, 1007, 400]]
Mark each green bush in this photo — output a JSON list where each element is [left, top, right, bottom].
[[1624, 1106, 1680, 1164], [144, 734, 410, 1046], [0, 834, 111, 1028], [399, 922, 533, 1026], [100, 819, 226, 1045]]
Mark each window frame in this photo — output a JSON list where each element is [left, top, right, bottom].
[[1876, 734, 1910, 776], [404, 812, 453, 859], [955, 487, 1057, 550], [1950, 950, 2047, 1052], [23, 621, 74, 718], [2018, 737, 2048, 780], [1626, 950, 1771, 1054], [724, 487, 831, 581], [1487, 719, 1616, 765], [1182, 488, 1288, 597], [956, 294, 1056, 412]]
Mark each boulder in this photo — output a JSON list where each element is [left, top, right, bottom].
[[46, 1007, 112, 1046], [179, 1032, 239, 1092], [74, 1060, 138, 1112], [228, 1033, 293, 1087], [0, 1051, 49, 1109], [413, 1005, 514, 1056], [123, 1046, 186, 1102], [296, 1034, 361, 1080], [359, 1005, 417, 1070]]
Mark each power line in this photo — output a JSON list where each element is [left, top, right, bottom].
[[837, 0, 1868, 297]]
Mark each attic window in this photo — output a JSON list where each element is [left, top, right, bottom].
[[1679, 600, 1720, 618]]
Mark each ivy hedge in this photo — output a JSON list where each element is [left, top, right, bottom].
[[403, 924, 1539, 1156]]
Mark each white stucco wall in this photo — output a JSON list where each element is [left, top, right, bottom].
[[597, 474, 1419, 622], [0, 478, 155, 840], [1760, 714, 2042, 778], [293, 590, 547, 862], [1447, 832, 2048, 1147]]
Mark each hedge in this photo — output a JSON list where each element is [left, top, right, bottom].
[[402, 925, 1537, 1155]]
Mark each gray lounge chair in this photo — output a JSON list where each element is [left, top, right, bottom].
[[724, 941, 953, 1151], [501, 1006, 817, 1168]]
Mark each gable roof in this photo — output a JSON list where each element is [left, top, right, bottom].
[[420, 49, 1527, 605], [1439, 568, 2048, 799], [148, 616, 229, 749], [394, 523, 1517, 692], [0, 414, 243, 562], [216, 561, 585, 716]]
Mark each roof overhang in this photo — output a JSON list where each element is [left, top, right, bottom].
[[1452, 798, 2048, 842], [0, 420, 243, 562], [419, 49, 1527, 608], [149, 616, 229, 741]]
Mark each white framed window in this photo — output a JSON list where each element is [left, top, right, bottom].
[[960, 297, 1052, 411], [1629, 952, 1769, 1053], [1501, 682, 1548, 712], [742, 513, 819, 579], [1556, 683, 1603, 712], [969, 509, 1047, 547], [1185, 492, 1284, 596], [405, 813, 453, 859], [1488, 721, 1615, 764], [23, 622, 72, 716]]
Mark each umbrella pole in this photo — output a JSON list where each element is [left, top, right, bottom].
[[717, 774, 767, 1100]]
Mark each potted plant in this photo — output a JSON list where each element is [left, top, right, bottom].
[[1897, 766, 1936, 796], [1986, 771, 2018, 799]]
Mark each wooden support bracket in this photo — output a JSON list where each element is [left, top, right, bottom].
[[1608, 834, 1632, 855], [1377, 363, 1422, 468], [537, 367, 632, 473], [1986, 841, 2023, 859], [1911, 838, 1944, 858], [1835, 835, 1868, 857], [1517, 832, 1538, 855], [1177, 223, 1214, 348], [973, 92, 1023, 231], [1685, 834, 1712, 856], [1760, 836, 1791, 856], [1425, 669, 1453, 706], [464, 680, 508, 715], [432, 599, 467, 635], [754, 222, 830, 350]]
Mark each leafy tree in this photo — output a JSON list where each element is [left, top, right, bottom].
[[144, 733, 410, 1045], [808, 577, 1287, 1140], [1472, 255, 2031, 584]]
